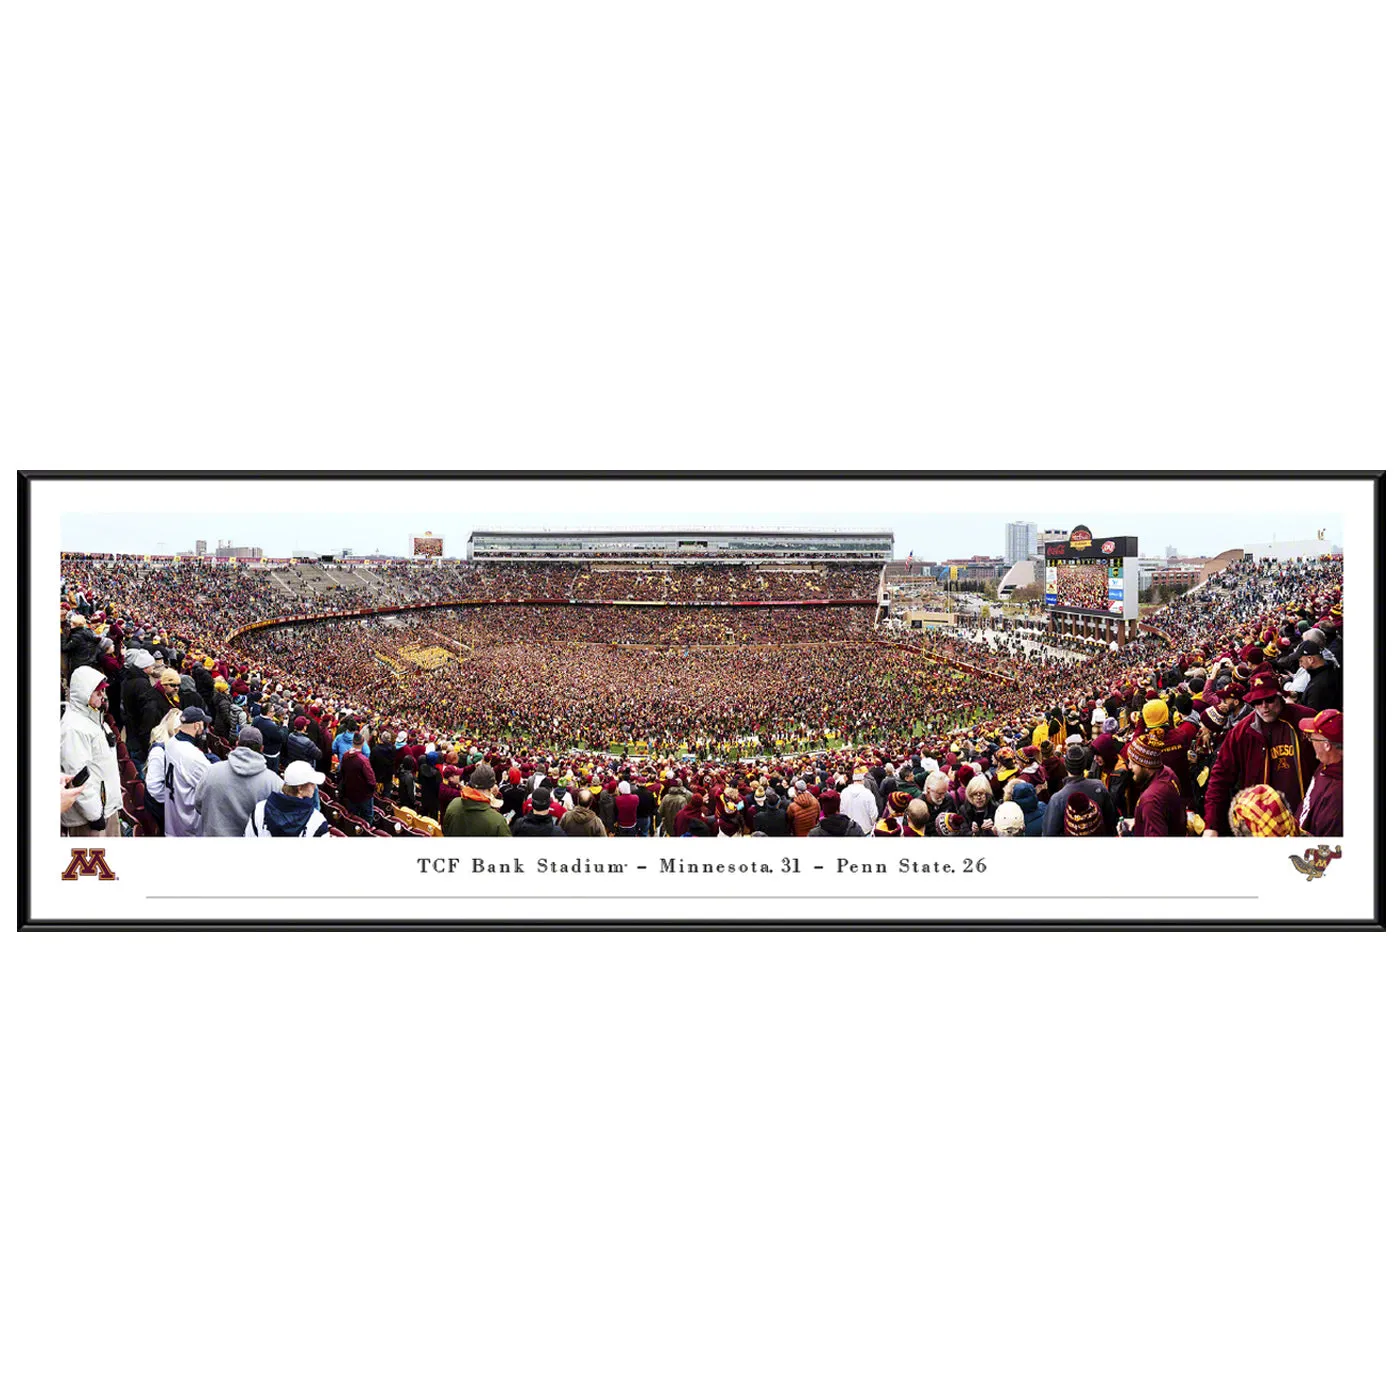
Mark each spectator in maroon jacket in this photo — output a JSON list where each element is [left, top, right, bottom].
[[310, 708, 336, 778], [673, 789, 708, 836], [1202, 676, 1315, 835], [1038, 740, 1069, 798], [1298, 709, 1343, 837], [1122, 735, 1186, 837], [614, 780, 640, 835], [337, 730, 378, 824]]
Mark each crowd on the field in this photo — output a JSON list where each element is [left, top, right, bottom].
[[57, 553, 1345, 840]]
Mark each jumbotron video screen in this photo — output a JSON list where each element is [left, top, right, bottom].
[[1044, 528, 1138, 618], [1051, 559, 1110, 611]]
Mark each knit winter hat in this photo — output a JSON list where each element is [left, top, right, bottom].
[[1126, 735, 1165, 771], [1201, 705, 1230, 734], [1064, 792, 1104, 837], [1228, 785, 1299, 838], [934, 812, 964, 837]]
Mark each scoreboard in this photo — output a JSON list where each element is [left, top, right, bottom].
[[1044, 527, 1139, 621], [413, 533, 443, 557]]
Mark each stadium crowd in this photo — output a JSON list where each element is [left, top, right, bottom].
[[1052, 563, 1111, 611], [57, 553, 1345, 840], [570, 564, 880, 602]]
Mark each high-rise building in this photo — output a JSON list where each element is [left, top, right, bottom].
[[195, 539, 207, 556], [1005, 520, 1037, 564], [1165, 544, 1178, 558]]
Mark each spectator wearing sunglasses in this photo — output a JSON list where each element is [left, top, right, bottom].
[[1201, 676, 1316, 836]]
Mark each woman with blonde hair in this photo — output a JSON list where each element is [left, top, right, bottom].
[[143, 710, 183, 834]]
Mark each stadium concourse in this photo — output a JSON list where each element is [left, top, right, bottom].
[[58, 553, 1344, 840]]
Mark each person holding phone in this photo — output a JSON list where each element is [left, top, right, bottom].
[[60, 666, 123, 837], [60, 772, 86, 814]]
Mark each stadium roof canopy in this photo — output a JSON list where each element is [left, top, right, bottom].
[[466, 529, 895, 560], [468, 529, 894, 539]]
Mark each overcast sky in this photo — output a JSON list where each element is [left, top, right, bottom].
[[62, 510, 1343, 560]]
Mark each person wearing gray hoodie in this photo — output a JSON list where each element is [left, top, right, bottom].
[[195, 727, 282, 837]]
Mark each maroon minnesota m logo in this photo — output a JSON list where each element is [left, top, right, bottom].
[[61, 848, 118, 881]]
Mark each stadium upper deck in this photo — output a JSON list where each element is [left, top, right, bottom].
[[465, 530, 894, 562]]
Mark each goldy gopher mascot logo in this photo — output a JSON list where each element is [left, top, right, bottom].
[[1289, 845, 1342, 882]]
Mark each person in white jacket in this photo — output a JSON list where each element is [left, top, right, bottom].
[[839, 771, 879, 834], [160, 706, 214, 837], [59, 666, 123, 837]]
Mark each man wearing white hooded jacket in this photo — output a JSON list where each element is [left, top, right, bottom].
[[60, 666, 123, 837]]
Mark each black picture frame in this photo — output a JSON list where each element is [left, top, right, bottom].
[[20, 469, 1386, 931]]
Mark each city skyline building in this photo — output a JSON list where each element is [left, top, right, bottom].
[[1004, 520, 1037, 564]]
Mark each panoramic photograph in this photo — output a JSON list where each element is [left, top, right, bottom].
[[57, 507, 1345, 844]]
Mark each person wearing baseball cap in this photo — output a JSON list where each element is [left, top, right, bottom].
[[1294, 638, 1342, 713], [510, 784, 566, 837], [1202, 674, 1316, 836], [442, 764, 512, 837], [195, 726, 282, 837], [156, 706, 215, 838], [284, 713, 323, 773], [246, 759, 330, 837], [1297, 710, 1343, 837], [336, 728, 379, 826]]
